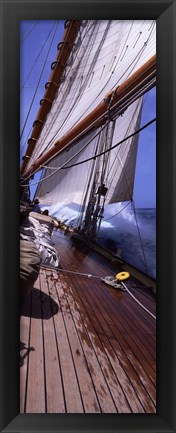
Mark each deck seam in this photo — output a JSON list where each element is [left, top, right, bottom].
[[65, 271, 132, 413], [23, 291, 32, 414], [40, 273, 48, 413], [68, 272, 152, 412], [88, 277, 156, 380], [76, 273, 156, 410], [54, 275, 86, 413], [61, 271, 121, 413], [91, 276, 156, 369], [45, 270, 67, 413]]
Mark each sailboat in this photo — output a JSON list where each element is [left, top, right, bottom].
[[20, 20, 156, 414]]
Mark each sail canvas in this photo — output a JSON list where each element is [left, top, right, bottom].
[[20, 20, 156, 414]]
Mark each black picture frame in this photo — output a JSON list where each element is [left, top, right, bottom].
[[0, 0, 175, 432]]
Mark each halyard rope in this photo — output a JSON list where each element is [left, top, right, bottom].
[[42, 265, 156, 320], [121, 281, 156, 320]]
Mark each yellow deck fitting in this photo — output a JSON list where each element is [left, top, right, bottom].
[[116, 271, 130, 281]]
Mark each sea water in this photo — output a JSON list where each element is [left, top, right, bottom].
[[98, 208, 156, 279], [43, 203, 156, 280]]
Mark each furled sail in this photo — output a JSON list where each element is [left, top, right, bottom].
[[22, 20, 156, 215]]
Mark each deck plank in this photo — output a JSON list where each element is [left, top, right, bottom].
[[96, 285, 156, 376], [67, 273, 153, 413], [51, 269, 102, 413], [54, 232, 156, 412], [39, 270, 66, 413], [20, 231, 156, 413], [44, 271, 84, 413], [52, 269, 120, 413], [25, 277, 46, 413], [57, 234, 156, 373], [59, 272, 134, 413], [20, 293, 31, 413]]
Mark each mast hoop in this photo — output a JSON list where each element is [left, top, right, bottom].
[[45, 80, 59, 90], [57, 41, 72, 51], [22, 54, 156, 179], [33, 119, 44, 127], [40, 97, 53, 106], [27, 137, 38, 145], [64, 20, 70, 29], [22, 155, 30, 161], [51, 60, 65, 70]]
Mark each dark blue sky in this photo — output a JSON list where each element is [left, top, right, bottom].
[[133, 87, 156, 207], [20, 20, 156, 208]]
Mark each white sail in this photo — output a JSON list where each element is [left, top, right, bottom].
[[106, 97, 143, 203], [26, 20, 155, 169], [22, 19, 156, 224], [36, 96, 142, 208], [36, 129, 102, 207]]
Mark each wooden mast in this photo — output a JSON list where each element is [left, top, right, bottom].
[[20, 20, 81, 176], [21, 54, 156, 181]]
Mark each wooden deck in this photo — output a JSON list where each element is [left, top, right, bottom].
[[20, 230, 156, 413]]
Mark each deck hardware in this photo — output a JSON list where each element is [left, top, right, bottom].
[[101, 276, 123, 290], [116, 271, 130, 281]]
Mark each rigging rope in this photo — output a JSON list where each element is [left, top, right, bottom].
[[20, 23, 32, 42], [131, 199, 152, 288], [30, 21, 155, 162], [20, 21, 59, 141], [20, 126, 33, 158], [20, 21, 39, 45], [121, 281, 156, 319], [20, 116, 156, 187], [34, 21, 107, 157], [31, 21, 97, 158], [64, 20, 156, 135], [105, 98, 142, 198], [77, 132, 103, 227], [103, 201, 131, 221], [105, 88, 151, 197], [39, 71, 155, 171], [41, 264, 156, 319], [60, 117, 156, 170], [21, 121, 109, 186], [20, 21, 57, 93]]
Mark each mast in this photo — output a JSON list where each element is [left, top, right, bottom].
[[21, 54, 156, 181], [81, 121, 115, 240], [20, 20, 81, 176]]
